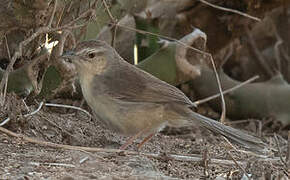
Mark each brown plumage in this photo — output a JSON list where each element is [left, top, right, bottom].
[[63, 40, 267, 153]]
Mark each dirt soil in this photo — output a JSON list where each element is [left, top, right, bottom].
[[0, 94, 288, 180]]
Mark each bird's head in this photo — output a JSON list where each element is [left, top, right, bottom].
[[62, 40, 117, 76]]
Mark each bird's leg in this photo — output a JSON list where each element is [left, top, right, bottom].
[[137, 133, 155, 150], [119, 129, 146, 150]]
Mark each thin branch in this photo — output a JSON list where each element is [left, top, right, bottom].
[[273, 26, 283, 72], [40, 113, 75, 138], [274, 133, 288, 168], [0, 4, 95, 104], [79, 156, 89, 164], [0, 117, 10, 127], [225, 148, 250, 179], [222, 137, 250, 179], [0, 101, 44, 126], [199, 0, 261, 22], [112, 24, 118, 48], [193, 75, 259, 106], [0, 101, 91, 126], [48, 0, 58, 27], [56, 3, 65, 27], [3, 36, 11, 103], [29, 162, 75, 168], [4, 36, 11, 60], [287, 131, 290, 167], [0, 26, 48, 105], [102, 0, 115, 22], [113, 23, 210, 56], [45, 103, 92, 119], [102, 0, 117, 47], [202, 148, 209, 177], [25, 101, 44, 117], [66, 8, 95, 27], [209, 55, 226, 123], [22, 99, 30, 111]]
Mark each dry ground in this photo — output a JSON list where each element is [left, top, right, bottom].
[[0, 95, 288, 180]]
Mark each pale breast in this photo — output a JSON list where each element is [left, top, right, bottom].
[[79, 73, 127, 133]]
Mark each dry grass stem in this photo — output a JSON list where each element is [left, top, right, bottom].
[[199, 0, 261, 22], [194, 75, 259, 106], [102, 0, 118, 47]]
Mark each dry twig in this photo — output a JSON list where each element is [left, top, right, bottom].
[[0, 2, 97, 104], [201, 148, 209, 177], [47, 0, 58, 27], [287, 131, 290, 168], [0, 101, 91, 126], [193, 75, 259, 106], [102, 0, 118, 48], [29, 162, 75, 168], [273, 25, 283, 72], [199, 0, 261, 22], [0, 101, 44, 126], [222, 137, 250, 179], [113, 23, 208, 56], [209, 55, 226, 123], [45, 103, 92, 119], [3, 36, 10, 102], [39, 112, 75, 138], [274, 133, 288, 168]]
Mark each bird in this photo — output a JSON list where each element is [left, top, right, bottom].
[[63, 40, 267, 153]]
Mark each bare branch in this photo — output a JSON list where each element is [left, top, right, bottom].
[[223, 138, 250, 179], [102, 0, 118, 47], [0, 101, 44, 126], [113, 23, 211, 56], [0, 26, 50, 105], [209, 55, 227, 123], [45, 103, 92, 119], [274, 133, 288, 168], [273, 25, 283, 72], [0, 3, 96, 104], [199, 0, 261, 22], [48, 0, 58, 27], [194, 75, 259, 106], [102, 0, 115, 22], [287, 131, 290, 167]]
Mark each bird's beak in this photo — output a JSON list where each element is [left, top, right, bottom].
[[62, 51, 76, 63]]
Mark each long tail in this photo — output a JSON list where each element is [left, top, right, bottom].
[[191, 111, 268, 154]]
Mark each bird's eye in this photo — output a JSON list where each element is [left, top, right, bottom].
[[88, 53, 95, 58]]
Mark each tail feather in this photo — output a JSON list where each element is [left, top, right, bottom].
[[191, 111, 267, 154]]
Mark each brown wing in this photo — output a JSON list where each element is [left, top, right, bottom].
[[93, 61, 193, 106]]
